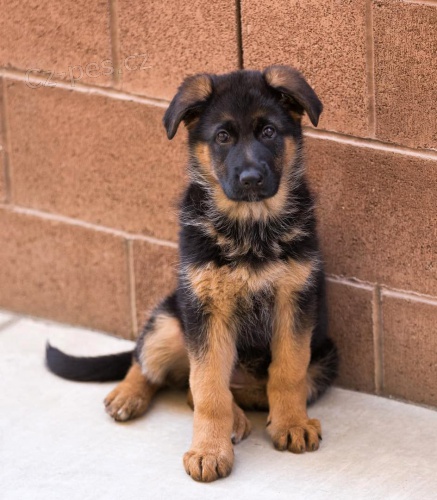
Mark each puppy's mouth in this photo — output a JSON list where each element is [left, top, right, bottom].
[[223, 182, 280, 202], [228, 191, 273, 202]]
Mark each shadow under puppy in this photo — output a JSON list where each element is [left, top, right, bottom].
[[46, 65, 338, 483]]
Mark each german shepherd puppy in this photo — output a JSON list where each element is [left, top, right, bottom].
[[46, 65, 338, 482]]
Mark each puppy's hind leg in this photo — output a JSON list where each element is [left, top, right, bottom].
[[105, 294, 189, 422], [104, 362, 158, 422]]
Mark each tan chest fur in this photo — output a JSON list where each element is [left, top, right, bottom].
[[186, 259, 315, 318]]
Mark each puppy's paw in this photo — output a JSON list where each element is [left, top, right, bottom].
[[104, 384, 151, 422], [183, 444, 234, 482], [232, 403, 252, 444], [267, 417, 321, 453]]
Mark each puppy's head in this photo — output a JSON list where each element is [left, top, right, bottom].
[[164, 66, 322, 205]]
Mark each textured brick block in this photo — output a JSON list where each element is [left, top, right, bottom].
[[382, 295, 437, 407], [327, 280, 375, 393], [6, 81, 187, 241], [0, 152, 4, 202], [241, 0, 369, 136], [0, 209, 131, 336], [0, 79, 6, 202], [0, 0, 112, 87], [117, 0, 239, 99], [133, 240, 178, 335], [306, 137, 437, 296], [373, 1, 437, 149]]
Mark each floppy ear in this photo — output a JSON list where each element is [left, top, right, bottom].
[[163, 74, 213, 139], [263, 65, 323, 127]]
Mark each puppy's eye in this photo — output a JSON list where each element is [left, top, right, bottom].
[[262, 125, 276, 138], [216, 130, 230, 144]]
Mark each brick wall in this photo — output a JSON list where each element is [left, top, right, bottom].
[[0, 0, 435, 407]]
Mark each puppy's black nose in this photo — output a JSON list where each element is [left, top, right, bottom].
[[239, 168, 264, 188]]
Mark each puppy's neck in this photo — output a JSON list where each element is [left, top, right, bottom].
[[180, 180, 315, 264]]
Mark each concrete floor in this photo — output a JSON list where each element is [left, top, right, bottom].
[[1, 311, 436, 500]]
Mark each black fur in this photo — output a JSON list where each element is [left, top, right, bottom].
[[45, 343, 133, 382]]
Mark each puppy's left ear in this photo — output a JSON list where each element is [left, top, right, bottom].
[[163, 74, 213, 139], [263, 65, 323, 127]]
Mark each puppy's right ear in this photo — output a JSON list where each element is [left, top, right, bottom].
[[263, 65, 322, 127], [163, 74, 213, 139]]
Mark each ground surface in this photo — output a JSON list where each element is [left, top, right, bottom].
[[1, 311, 436, 500]]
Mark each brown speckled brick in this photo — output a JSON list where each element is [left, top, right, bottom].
[[0, 0, 112, 87], [373, 1, 437, 149], [117, 0, 239, 99], [327, 280, 375, 393], [382, 295, 437, 407], [306, 137, 437, 296], [6, 80, 187, 242], [0, 208, 131, 336], [133, 240, 178, 336], [0, 149, 4, 202], [0, 79, 6, 202], [241, 0, 369, 137]]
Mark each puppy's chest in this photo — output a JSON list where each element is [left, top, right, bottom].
[[187, 259, 313, 377], [187, 258, 312, 311], [187, 261, 286, 311], [190, 264, 276, 376]]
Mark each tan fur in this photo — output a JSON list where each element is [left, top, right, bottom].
[[230, 366, 269, 410], [186, 117, 200, 132], [214, 192, 273, 221], [280, 227, 309, 243], [187, 258, 313, 311], [212, 184, 288, 221], [290, 110, 302, 122], [186, 388, 252, 444], [105, 315, 189, 422], [194, 142, 219, 182], [104, 362, 159, 422], [266, 264, 321, 453], [182, 74, 212, 105], [187, 263, 239, 317], [184, 252, 296, 480], [139, 314, 189, 386], [231, 400, 252, 444], [230, 360, 323, 411], [264, 66, 299, 94], [283, 136, 298, 173], [185, 258, 316, 469], [183, 314, 236, 482]]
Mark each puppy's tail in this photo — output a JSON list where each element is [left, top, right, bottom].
[[45, 343, 134, 382], [307, 337, 339, 405]]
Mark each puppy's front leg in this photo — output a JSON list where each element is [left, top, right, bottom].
[[183, 316, 236, 482], [267, 286, 321, 453]]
